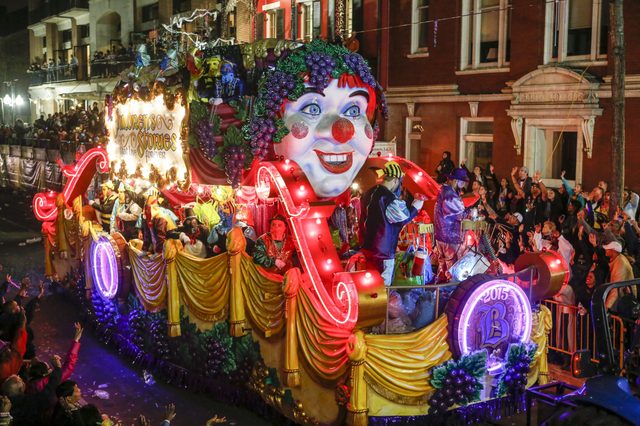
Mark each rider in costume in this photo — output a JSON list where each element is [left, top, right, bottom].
[[434, 167, 469, 281], [360, 161, 425, 285]]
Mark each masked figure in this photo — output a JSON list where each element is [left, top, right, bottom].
[[141, 196, 177, 254], [172, 208, 210, 258], [253, 215, 296, 274], [434, 168, 469, 279], [90, 181, 117, 233], [360, 161, 424, 285], [213, 62, 244, 104], [110, 183, 142, 240]]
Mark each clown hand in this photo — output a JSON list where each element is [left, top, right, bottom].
[[275, 259, 286, 270], [411, 198, 425, 211], [210, 97, 223, 106]]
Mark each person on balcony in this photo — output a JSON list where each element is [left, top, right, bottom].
[[253, 215, 296, 274], [360, 161, 424, 285], [434, 167, 469, 282]]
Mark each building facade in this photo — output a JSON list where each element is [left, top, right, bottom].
[[26, 0, 254, 120], [381, 0, 640, 191]]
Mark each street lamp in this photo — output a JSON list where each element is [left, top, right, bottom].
[[2, 80, 23, 124]]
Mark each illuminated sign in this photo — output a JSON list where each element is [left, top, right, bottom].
[[449, 279, 532, 366], [90, 235, 121, 300], [105, 94, 187, 177]]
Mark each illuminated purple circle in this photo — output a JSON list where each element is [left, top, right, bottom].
[[456, 279, 531, 363], [90, 236, 120, 299]]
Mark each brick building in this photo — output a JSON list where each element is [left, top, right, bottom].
[[379, 0, 640, 191]]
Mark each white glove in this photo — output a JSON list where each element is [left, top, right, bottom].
[[89, 200, 96, 206], [411, 199, 424, 211], [275, 259, 286, 270], [179, 232, 191, 245], [210, 98, 223, 106]]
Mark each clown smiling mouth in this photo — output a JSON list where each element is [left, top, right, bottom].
[[314, 150, 354, 174]]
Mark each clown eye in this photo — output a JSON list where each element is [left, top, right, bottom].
[[344, 105, 361, 117], [300, 103, 321, 116]]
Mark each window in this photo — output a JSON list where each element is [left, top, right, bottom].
[[265, 9, 285, 38], [411, 0, 429, 53], [460, 0, 511, 70], [545, 0, 608, 63], [524, 123, 581, 187], [460, 118, 494, 171], [142, 3, 159, 23], [344, 0, 353, 38], [79, 24, 90, 39], [173, 0, 190, 14], [298, 2, 313, 41], [256, 12, 265, 39], [62, 30, 72, 44]]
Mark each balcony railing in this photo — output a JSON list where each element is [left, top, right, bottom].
[[90, 57, 136, 79], [28, 63, 88, 86]]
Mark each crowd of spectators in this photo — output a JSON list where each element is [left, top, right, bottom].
[[443, 157, 639, 352], [0, 265, 229, 425], [0, 103, 106, 149]]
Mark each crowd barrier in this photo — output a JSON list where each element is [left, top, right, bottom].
[[0, 144, 72, 192], [542, 299, 627, 371]]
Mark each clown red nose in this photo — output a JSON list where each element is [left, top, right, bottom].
[[331, 118, 355, 143]]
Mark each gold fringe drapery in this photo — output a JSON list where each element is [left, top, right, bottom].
[[528, 305, 553, 386], [128, 242, 168, 313], [362, 315, 452, 405], [295, 284, 353, 382], [239, 253, 285, 338], [173, 250, 230, 322]]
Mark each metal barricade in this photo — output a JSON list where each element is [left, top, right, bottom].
[[542, 299, 626, 371]]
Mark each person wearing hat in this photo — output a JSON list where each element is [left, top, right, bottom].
[[170, 207, 210, 258], [360, 161, 425, 285], [253, 214, 296, 274], [141, 196, 177, 254], [603, 240, 635, 311], [434, 167, 470, 280], [110, 183, 142, 240], [89, 180, 117, 232]]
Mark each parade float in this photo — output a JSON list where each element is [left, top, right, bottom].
[[31, 30, 566, 425]]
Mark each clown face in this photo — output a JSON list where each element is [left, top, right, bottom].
[[274, 79, 374, 198]]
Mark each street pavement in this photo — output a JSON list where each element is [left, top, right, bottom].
[[0, 188, 272, 425]]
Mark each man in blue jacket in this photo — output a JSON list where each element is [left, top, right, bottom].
[[434, 167, 469, 281], [361, 161, 424, 285]]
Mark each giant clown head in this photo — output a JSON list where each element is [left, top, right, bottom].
[[246, 40, 387, 198]]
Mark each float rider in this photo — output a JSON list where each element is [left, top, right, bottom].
[[360, 161, 425, 285], [434, 167, 470, 281]]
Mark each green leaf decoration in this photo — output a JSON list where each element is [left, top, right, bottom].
[[430, 350, 487, 389]]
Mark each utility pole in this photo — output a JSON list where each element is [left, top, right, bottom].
[[609, 0, 625, 214]]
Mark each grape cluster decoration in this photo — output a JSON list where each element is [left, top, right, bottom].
[[195, 118, 218, 161], [212, 125, 253, 187], [495, 343, 537, 397], [244, 39, 389, 161], [428, 350, 487, 415]]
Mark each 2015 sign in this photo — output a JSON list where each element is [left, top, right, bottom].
[[447, 277, 532, 361]]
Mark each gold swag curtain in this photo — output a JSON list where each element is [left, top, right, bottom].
[[128, 242, 168, 312], [528, 304, 553, 386], [295, 284, 353, 382], [239, 253, 285, 337], [174, 250, 230, 322], [362, 314, 452, 405]]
